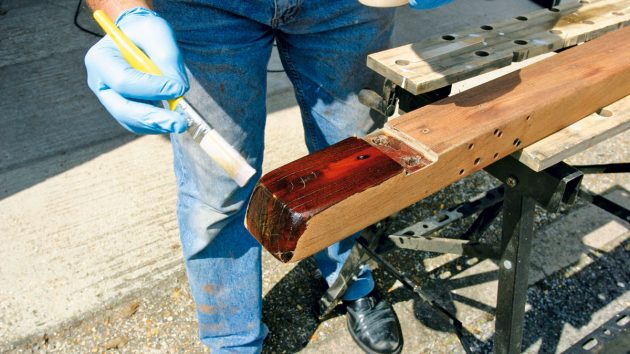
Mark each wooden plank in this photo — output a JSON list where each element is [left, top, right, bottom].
[[514, 95, 630, 171], [368, 0, 630, 94], [245, 27, 630, 263]]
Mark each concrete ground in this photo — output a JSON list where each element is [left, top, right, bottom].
[[1, 0, 628, 353]]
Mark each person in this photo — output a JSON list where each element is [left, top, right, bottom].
[[84, 0, 452, 353]]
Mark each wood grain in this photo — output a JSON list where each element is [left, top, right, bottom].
[[246, 138, 405, 262], [246, 27, 630, 262], [514, 95, 630, 171]]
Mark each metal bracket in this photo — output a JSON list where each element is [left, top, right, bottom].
[[563, 308, 629, 353], [485, 156, 583, 212], [574, 162, 630, 223], [358, 80, 452, 117], [574, 163, 630, 175], [358, 80, 399, 117], [389, 186, 504, 259]]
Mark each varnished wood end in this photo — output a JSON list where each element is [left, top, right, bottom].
[[245, 137, 404, 262]]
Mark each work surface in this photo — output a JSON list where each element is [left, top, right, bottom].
[[246, 26, 630, 263], [1, 0, 628, 353]]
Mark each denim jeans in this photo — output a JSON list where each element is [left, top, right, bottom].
[[153, 0, 395, 351]]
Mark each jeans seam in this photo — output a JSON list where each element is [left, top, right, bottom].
[[272, 0, 278, 28], [275, 39, 322, 152]]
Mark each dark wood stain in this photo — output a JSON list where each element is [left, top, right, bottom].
[[246, 138, 403, 262]]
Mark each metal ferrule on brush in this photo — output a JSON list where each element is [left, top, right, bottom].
[[178, 99, 210, 144]]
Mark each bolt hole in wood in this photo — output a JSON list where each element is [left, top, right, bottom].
[[480, 25, 493, 31], [493, 152, 499, 159], [514, 39, 528, 45], [513, 138, 522, 147], [526, 114, 532, 120], [459, 169, 465, 175], [357, 154, 370, 160], [597, 108, 614, 117], [494, 129, 503, 137], [442, 34, 456, 41], [515, 16, 528, 21], [475, 50, 490, 57], [474, 157, 481, 165], [395, 59, 410, 66], [468, 143, 474, 150]]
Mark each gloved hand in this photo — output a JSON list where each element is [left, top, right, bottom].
[[85, 7, 189, 134], [409, 0, 454, 10]]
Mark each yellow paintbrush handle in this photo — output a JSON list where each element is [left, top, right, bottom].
[[93, 10, 181, 110], [91, 10, 256, 186]]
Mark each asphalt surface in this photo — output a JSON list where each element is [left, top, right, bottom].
[[6, 163, 629, 353]]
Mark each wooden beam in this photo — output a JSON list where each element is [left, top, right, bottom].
[[245, 27, 630, 263]]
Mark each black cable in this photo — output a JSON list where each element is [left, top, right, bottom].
[[74, 0, 103, 37]]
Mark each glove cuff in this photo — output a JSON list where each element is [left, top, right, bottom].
[[115, 7, 161, 26]]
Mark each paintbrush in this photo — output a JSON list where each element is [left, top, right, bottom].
[[93, 10, 256, 187]]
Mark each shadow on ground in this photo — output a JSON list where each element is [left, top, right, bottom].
[[261, 182, 629, 353], [262, 259, 329, 353]]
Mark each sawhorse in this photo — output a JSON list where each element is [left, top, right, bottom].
[[318, 154, 629, 353], [320, 82, 629, 352], [318, 155, 570, 351]]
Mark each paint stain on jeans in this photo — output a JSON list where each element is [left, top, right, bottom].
[[199, 322, 226, 332], [203, 284, 217, 294], [198, 304, 217, 314]]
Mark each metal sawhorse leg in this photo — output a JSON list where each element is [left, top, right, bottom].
[[318, 156, 585, 353]]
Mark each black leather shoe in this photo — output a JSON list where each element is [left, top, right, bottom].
[[344, 291, 403, 354]]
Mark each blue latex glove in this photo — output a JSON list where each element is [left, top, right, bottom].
[[409, 0, 453, 10], [85, 7, 189, 134]]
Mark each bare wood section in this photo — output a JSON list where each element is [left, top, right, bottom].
[[246, 28, 630, 262], [368, 0, 630, 94], [514, 95, 630, 171]]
